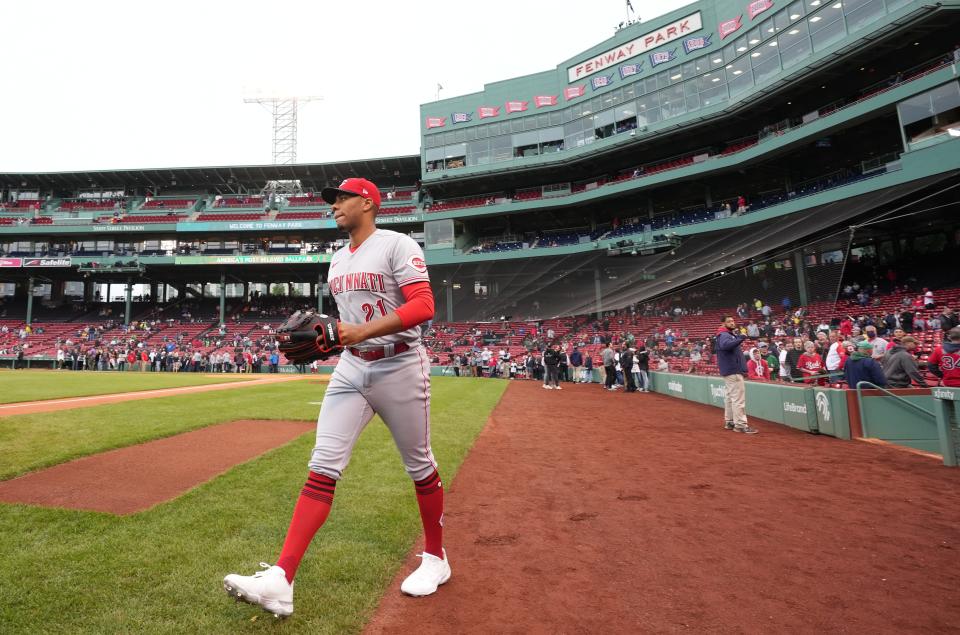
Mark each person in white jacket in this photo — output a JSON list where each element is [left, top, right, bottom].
[[778, 341, 791, 382]]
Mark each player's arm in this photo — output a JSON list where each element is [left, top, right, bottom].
[[928, 348, 943, 378], [338, 281, 434, 346]]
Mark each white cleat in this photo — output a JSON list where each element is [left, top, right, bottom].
[[223, 563, 294, 618], [400, 549, 451, 597]]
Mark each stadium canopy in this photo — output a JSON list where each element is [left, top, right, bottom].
[[0, 155, 421, 192]]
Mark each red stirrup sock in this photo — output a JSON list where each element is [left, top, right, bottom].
[[276, 471, 336, 584], [414, 469, 445, 558]]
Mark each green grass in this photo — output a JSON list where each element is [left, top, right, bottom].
[[0, 377, 507, 634], [0, 369, 260, 404]]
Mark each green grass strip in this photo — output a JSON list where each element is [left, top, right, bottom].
[[0, 377, 506, 634], [0, 381, 323, 480], [0, 368, 259, 404]]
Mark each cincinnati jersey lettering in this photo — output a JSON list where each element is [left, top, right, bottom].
[[328, 229, 430, 347], [329, 272, 386, 295]]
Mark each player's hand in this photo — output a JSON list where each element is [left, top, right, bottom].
[[337, 321, 368, 347]]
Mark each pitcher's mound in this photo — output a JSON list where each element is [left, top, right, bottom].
[[0, 420, 313, 515]]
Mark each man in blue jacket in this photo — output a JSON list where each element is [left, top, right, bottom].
[[844, 340, 886, 388], [716, 316, 759, 434]]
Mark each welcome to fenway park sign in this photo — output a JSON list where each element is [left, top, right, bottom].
[[567, 11, 702, 82]]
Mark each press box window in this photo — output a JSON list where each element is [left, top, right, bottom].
[[898, 81, 960, 148]]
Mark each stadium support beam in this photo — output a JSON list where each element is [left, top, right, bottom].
[[594, 265, 603, 319], [219, 273, 227, 327], [317, 272, 324, 313], [25, 277, 34, 326], [124, 277, 133, 326], [793, 250, 810, 307], [446, 283, 454, 323]]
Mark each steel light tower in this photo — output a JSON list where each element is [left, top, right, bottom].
[[243, 96, 322, 164]]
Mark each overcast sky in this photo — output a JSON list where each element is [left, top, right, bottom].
[[1, 0, 694, 173]]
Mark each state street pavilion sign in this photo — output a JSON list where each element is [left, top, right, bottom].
[[174, 254, 332, 265], [567, 11, 703, 83]]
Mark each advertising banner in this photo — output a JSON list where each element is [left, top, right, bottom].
[[174, 254, 331, 265], [23, 257, 72, 267]]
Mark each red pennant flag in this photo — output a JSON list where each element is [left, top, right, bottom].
[[425, 116, 446, 129], [505, 100, 529, 113], [534, 95, 558, 107], [564, 85, 586, 101], [747, 0, 774, 19], [718, 15, 743, 39], [478, 106, 501, 119]]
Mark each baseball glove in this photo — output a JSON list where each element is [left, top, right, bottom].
[[276, 310, 343, 364]]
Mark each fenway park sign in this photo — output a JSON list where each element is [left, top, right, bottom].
[[567, 11, 702, 82]]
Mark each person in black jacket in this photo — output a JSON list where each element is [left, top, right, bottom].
[[620, 344, 636, 392], [784, 337, 804, 383], [542, 344, 562, 390], [636, 344, 650, 392]]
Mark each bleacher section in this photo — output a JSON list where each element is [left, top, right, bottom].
[[4, 285, 956, 380], [117, 214, 184, 224], [140, 199, 196, 210], [195, 212, 266, 222], [214, 196, 264, 209]]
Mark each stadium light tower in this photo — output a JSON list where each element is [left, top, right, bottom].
[[243, 96, 322, 164]]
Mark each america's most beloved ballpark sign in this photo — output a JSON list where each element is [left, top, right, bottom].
[[567, 11, 702, 82], [174, 254, 332, 265]]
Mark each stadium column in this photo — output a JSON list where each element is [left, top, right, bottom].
[[446, 283, 454, 322], [124, 277, 133, 326], [594, 265, 603, 319], [792, 250, 810, 306], [316, 271, 323, 313], [83, 279, 93, 302], [219, 272, 226, 326], [25, 277, 34, 326]]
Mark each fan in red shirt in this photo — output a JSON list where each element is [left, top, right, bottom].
[[746, 347, 769, 380], [839, 316, 854, 338], [928, 327, 960, 387], [798, 340, 827, 385]]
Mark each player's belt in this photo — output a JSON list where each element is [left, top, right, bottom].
[[348, 342, 410, 361]]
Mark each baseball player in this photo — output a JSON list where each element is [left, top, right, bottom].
[[223, 178, 448, 617]]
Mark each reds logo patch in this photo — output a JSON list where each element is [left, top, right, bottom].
[[409, 255, 427, 273]]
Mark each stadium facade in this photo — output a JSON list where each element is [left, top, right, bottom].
[[1, 0, 959, 326]]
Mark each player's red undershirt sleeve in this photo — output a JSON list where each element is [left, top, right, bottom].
[[394, 281, 435, 329]]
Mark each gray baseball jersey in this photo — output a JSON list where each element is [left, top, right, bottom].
[[309, 228, 436, 482], [327, 229, 430, 347]]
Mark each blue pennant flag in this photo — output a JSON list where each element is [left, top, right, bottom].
[[618, 62, 645, 79], [683, 34, 713, 54], [451, 112, 472, 124], [649, 48, 678, 68], [590, 74, 614, 90]]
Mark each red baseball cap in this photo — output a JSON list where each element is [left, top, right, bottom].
[[320, 178, 381, 207]]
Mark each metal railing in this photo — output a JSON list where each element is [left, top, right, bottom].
[[855, 381, 935, 434]]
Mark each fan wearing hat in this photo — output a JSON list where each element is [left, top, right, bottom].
[[843, 340, 886, 389]]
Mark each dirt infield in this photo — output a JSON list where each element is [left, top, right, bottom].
[[0, 375, 307, 418], [366, 381, 960, 634], [0, 420, 313, 514]]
